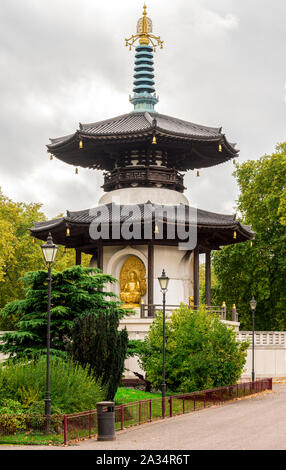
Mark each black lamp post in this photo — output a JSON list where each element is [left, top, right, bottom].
[[158, 269, 169, 418], [41, 233, 58, 432], [250, 297, 257, 382]]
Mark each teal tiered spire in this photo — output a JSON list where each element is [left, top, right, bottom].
[[125, 5, 163, 113], [131, 44, 158, 112]]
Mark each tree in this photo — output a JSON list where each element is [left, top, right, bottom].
[[0, 265, 127, 359], [0, 189, 45, 311], [69, 310, 129, 400], [136, 305, 248, 393], [0, 188, 91, 320], [199, 262, 218, 304], [212, 143, 286, 330]]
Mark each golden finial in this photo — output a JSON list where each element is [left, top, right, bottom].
[[125, 5, 164, 50]]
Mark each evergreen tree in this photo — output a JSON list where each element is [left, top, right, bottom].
[[69, 309, 129, 400], [0, 265, 127, 359]]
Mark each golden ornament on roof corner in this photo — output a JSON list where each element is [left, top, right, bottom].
[[125, 5, 164, 50]]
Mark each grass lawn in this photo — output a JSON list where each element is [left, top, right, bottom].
[[115, 387, 162, 405], [0, 433, 63, 446]]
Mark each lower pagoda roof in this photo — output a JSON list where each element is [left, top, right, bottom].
[[30, 203, 253, 254], [47, 111, 239, 171]]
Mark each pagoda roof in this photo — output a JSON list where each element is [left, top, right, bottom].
[[47, 112, 239, 171], [30, 203, 253, 253]]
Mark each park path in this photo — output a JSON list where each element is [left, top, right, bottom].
[[1, 384, 286, 450]]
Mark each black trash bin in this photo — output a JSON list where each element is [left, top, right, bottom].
[[96, 401, 116, 441]]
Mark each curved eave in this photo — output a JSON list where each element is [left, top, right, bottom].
[[30, 207, 253, 250], [47, 129, 238, 171]]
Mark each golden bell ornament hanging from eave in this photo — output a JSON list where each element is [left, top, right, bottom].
[[233, 231, 237, 240], [66, 227, 70, 237], [79, 140, 83, 149], [197, 170, 200, 177], [50, 155, 53, 160], [75, 168, 79, 175], [219, 144, 222, 152], [152, 135, 157, 145]]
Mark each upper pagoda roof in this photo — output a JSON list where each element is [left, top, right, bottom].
[[47, 111, 238, 171]]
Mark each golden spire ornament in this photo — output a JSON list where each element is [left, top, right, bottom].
[[125, 5, 164, 50]]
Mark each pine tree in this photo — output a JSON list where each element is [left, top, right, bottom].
[[0, 265, 127, 359]]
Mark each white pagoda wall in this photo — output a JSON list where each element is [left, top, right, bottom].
[[90, 244, 194, 306]]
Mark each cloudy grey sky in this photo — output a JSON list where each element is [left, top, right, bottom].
[[0, 0, 285, 219]]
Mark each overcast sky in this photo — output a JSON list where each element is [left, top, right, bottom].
[[0, 0, 285, 219]]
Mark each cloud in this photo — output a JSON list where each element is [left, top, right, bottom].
[[0, 0, 285, 220]]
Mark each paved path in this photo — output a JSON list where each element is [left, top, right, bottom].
[[1, 385, 286, 450]]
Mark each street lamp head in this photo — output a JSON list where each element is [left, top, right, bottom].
[[158, 269, 169, 292], [41, 232, 58, 266], [250, 297, 257, 312]]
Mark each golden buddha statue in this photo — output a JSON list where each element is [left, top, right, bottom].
[[120, 256, 146, 308]]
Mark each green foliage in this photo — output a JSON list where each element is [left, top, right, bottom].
[[213, 143, 286, 330], [137, 305, 249, 393], [0, 400, 26, 433], [0, 356, 106, 414], [0, 265, 126, 360], [69, 309, 129, 400], [0, 188, 91, 328], [114, 387, 161, 405], [199, 262, 218, 305]]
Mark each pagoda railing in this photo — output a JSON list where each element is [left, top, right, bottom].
[[140, 304, 238, 322], [103, 166, 185, 192]]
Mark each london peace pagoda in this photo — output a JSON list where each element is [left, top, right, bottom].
[[31, 7, 253, 328]]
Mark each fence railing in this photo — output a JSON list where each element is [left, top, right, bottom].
[[237, 331, 286, 347], [140, 303, 238, 322], [0, 378, 272, 445]]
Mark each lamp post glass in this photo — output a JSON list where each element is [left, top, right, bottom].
[[158, 269, 169, 292], [250, 297, 257, 311], [41, 233, 58, 265]]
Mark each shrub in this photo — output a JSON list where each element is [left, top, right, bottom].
[[0, 399, 26, 434], [69, 309, 129, 400], [137, 305, 249, 393], [0, 356, 106, 414]]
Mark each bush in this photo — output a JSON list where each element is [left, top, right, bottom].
[[0, 356, 106, 414], [137, 305, 249, 393], [0, 399, 26, 434], [69, 309, 129, 400]]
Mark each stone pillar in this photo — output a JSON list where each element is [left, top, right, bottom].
[[75, 249, 82, 266], [148, 243, 154, 315], [205, 250, 211, 306], [193, 246, 200, 309], [97, 242, 103, 271]]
